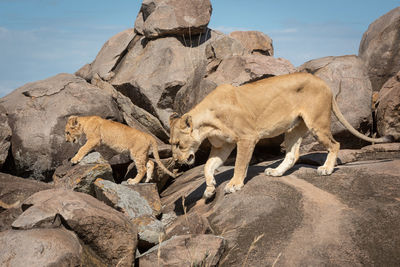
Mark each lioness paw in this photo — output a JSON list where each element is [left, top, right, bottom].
[[264, 168, 284, 177], [317, 166, 333, 176], [224, 182, 243, 194]]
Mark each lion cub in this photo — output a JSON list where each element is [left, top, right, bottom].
[[65, 115, 175, 184]]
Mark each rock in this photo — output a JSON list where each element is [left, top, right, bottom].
[[230, 30, 274, 56], [359, 7, 400, 91], [94, 179, 165, 248], [134, 0, 212, 38], [376, 71, 400, 140], [76, 29, 137, 82], [207, 54, 296, 86], [0, 73, 123, 180], [53, 152, 114, 196], [298, 55, 374, 148], [12, 189, 138, 266], [165, 212, 212, 239], [124, 183, 163, 216], [205, 34, 247, 63], [138, 234, 226, 267], [0, 228, 89, 267], [0, 105, 11, 169]]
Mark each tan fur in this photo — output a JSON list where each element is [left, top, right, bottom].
[[169, 72, 389, 198], [65, 116, 175, 184]]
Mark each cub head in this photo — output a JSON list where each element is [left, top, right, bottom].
[[169, 113, 200, 166], [65, 116, 82, 143]]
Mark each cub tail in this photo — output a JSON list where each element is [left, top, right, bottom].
[[150, 138, 176, 178]]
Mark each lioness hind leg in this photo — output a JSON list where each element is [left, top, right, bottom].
[[265, 121, 308, 176]]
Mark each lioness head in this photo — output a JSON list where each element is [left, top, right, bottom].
[[65, 116, 82, 143], [169, 113, 199, 166]]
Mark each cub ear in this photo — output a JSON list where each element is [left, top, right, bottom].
[[68, 116, 79, 127], [180, 114, 193, 132], [169, 112, 180, 126]]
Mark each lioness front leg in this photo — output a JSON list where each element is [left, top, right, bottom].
[[203, 143, 235, 199], [224, 139, 256, 194], [71, 139, 100, 164]]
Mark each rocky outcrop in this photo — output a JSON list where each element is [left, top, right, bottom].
[[134, 0, 212, 38], [376, 71, 400, 140], [0, 73, 123, 180], [359, 7, 400, 91], [160, 146, 400, 266], [298, 55, 374, 149], [12, 188, 138, 266], [230, 30, 274, 56]]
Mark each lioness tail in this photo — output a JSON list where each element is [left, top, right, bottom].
[[150, 138, 176, 178], [331, 97, 391, 143]]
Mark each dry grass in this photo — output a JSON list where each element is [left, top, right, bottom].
[[242, 233, 264, 267]]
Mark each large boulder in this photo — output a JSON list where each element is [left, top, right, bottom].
[[110, 34, 211, 127], [76, 29, 137, 82], [12, 188, 138, 266], [0, 73, 123, 180], [134, 0, 212, 38], [229, 30, 274, 56], [376, 71, 400, 140], [0, 105, 11, 169], [0, 173, 52, 231], [0, 228, 89, 267], [160, 155, 400, 266], [298, 55, 373, 148], [207, 54, 296, 86], [359, 7, 400, 91]]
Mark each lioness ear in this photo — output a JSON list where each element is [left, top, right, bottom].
[[169, 112, 180, 126], [180, 114, 193, 132], [68, 116, 79, 127]]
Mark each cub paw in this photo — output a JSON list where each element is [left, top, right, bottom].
[[224, 182, 244, 194], [70, 157, 80, 165], [264, 168, 283, 177], [317, 166, 333, 176], [127, 178, 139, 185]]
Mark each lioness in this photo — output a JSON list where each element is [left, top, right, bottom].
[[65, 116, 175, 184], [169, 72, 390, 198]]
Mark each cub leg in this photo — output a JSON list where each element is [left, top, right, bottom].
[[265, 121, 308, 176], [203, 143, 235, 199], [144, 160, 154, 183], [224, 138, 257, 194], [127, 151, 149, 185], [71, 139, 100, 164]]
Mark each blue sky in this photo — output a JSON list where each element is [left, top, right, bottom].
[[0, 0, 398, 97]]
